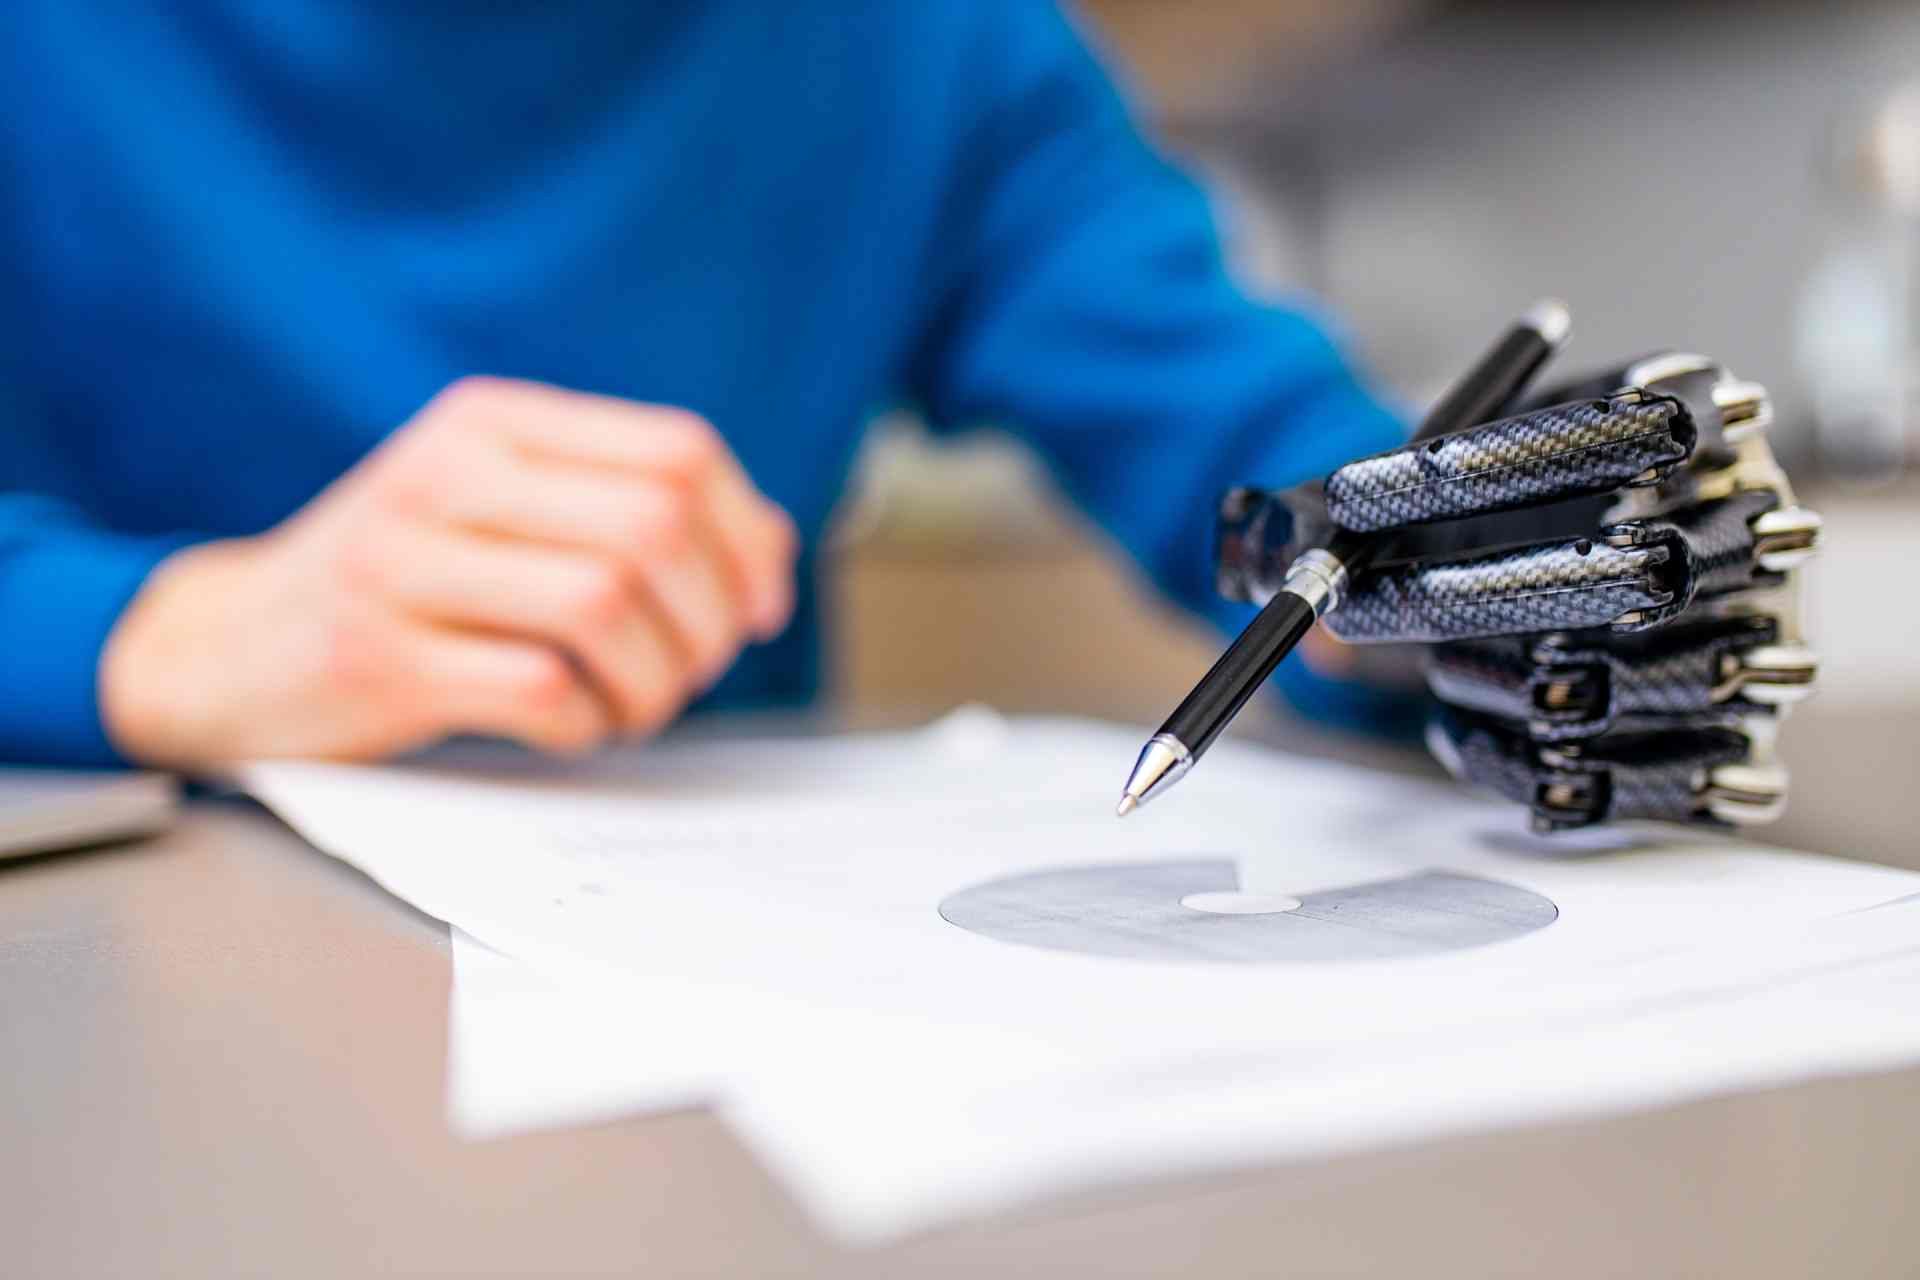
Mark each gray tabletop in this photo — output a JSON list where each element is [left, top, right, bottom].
[[4, 781, 1918, 1278]]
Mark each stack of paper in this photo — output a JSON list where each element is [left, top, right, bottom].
[[243, 711, 1920, 1242]]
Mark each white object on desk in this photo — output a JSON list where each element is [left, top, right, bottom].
[[0, 769, 178, 860]]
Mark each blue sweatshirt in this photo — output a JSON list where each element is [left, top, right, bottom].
[[0, 1, 1408, 765]]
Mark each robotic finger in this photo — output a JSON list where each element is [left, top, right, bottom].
[[1322, 390, 1695, 533], [1428, 707, 1785, 830], [1428, 613, 1816, 744]]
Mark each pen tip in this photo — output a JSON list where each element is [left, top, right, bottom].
[[1115, 795, 1137, 819]]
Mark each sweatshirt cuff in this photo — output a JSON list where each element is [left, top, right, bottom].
[[0, 522, 198, 766]]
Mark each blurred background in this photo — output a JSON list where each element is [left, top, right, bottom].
[[825, 0, 1920, 867]]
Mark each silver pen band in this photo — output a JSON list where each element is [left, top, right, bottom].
[[1282, 548, 1349, 618]]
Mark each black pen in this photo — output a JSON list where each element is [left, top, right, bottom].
[[1114, 300, 1573, 817]]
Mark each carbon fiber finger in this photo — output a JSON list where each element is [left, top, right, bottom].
[[1333, 488, 1787, 645], [1429, 709, 1765, 831], [1427, 614, 1809, 742], [1324, 393, 1693, 533], [1513, 354, 1752, 475], [1324, 536, 1673, 643], [1605, 488, 1781, 623]]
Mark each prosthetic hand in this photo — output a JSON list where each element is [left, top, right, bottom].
[[1216, 353, 1820, 832]]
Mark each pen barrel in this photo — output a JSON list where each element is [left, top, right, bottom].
[[1162, 591, 1316, 758]]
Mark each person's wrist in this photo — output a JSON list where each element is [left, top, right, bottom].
[[99, 538, 259, 769]]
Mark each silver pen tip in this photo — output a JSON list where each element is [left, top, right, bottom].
[[1112, 734, 1193, 819]]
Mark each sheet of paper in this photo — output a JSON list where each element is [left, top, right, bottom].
[[249, 712, 1920, 1056], [446, 930, 1054, 1145], [719, 896, 1920, 1239], [451, 898, 1920, 1241], [245, 711, 1920, 1239]]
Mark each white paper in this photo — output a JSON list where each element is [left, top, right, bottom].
[[250, 713, 1919, 1056], [449, 898, 1920, 1241], [246, 712, 1920, 1241], [718, 897, 1920, 1239]]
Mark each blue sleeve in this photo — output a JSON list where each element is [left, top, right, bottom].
[[0, 495, 194, 765], [904, 2, 1421, 735]]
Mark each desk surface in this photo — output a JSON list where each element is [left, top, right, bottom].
[[4, 787, 1919, 1278]]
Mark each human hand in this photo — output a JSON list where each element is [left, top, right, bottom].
[[101, 377, 799, 768]]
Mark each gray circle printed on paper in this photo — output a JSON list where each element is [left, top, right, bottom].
[[937, 860, 1557, 964]]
